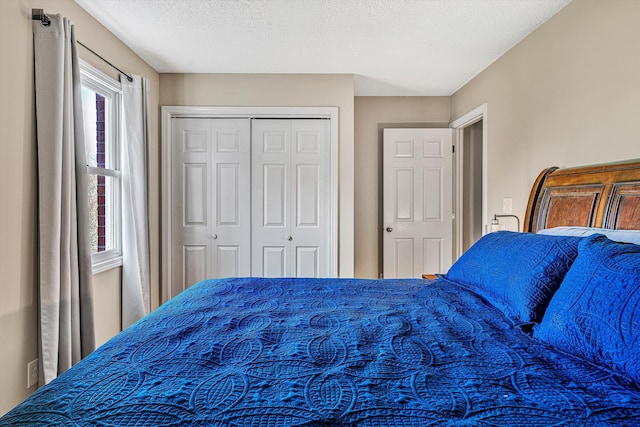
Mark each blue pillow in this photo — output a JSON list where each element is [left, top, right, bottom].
[[445, 231, 581, 323], [534, 235, 640, 384]]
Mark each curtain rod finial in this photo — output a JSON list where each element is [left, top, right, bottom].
[[32, 8, 51, 26]]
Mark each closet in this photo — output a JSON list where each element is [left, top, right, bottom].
[[169, 117, 332, 297]]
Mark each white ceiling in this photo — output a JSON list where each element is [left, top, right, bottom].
[[74, 0, 571, 96]]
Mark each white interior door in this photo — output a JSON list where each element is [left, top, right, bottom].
[[251, 119, 331, 277], [383, 128, 453, 278], [171, 118, 250, 296]]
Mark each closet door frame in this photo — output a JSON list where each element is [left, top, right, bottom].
[[161, 106, 339, 303]]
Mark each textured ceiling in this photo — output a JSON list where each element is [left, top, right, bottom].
[[74, 0, 571, 96]]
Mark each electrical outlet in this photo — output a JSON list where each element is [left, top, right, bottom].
[[502, 197, 513, 214], [27, 358, 38, 389]]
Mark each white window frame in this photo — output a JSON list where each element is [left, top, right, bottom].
[[80, 61, 123, 274]]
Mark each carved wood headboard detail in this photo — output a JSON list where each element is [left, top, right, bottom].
[[524, 159, 640, 233]]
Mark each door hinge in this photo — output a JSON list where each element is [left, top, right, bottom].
[[452, 144, 455, 153]]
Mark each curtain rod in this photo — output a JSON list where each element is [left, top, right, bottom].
[[32, 8, 134, 82]]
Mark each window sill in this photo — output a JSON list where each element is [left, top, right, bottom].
[[92, 255, 123, 275]]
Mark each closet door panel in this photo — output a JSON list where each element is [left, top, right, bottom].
[[296, 246, 319, 277], [262, 246, 287, 277], [216, 163, 240, 226], [216, 246, 240, 277], [172, 118, 250, 297], [263, 164, 287, 227], [252, 120, 291, 276], [290, 120, 331, 277], [253, 119, 330, 277], [183, 163, 207, 226], [182, 245, 207, 290], [211, 119, 251, 278], [296, 164, 320, 227], [171, 119, 213, 295]]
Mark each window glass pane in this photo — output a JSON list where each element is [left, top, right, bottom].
[[88, 174, 99, 253], [81, 87, 110, 169], [102, 175, 116, 252], [88, 174, 118, 254]]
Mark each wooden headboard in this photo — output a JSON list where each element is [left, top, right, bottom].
[[524, 159, 640, 233]]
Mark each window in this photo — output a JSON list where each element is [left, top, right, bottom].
[[80, 62, 122, 273]]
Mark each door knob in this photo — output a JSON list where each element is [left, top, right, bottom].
[[386, 227, 393, 232], [212, 234, 218, 240], [287, 236, 293, 241]]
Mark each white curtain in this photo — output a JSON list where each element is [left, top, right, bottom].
[[33, 15, 95, 385], [121, 75, 151, 328]]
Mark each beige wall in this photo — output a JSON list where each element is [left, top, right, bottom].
[[160, 73, 355, 276], [0, 0, 159, 415], [451, 0, 640, 229], [353, 97, 450, 278]]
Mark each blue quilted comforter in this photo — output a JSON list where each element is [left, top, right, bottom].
[[2, 277, 640, 426]]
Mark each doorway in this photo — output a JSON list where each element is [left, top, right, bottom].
[[450, 104, 487, 260]]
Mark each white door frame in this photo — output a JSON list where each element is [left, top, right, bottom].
[[161, 106, 339, 303], [449, 103, 488, 260]]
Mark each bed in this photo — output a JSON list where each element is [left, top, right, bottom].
[[2, 160, 640, 426]]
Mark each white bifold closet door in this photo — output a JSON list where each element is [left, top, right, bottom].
[[171, 118, 251, 295], [171, 118, 331, 296], [251, 119, 331, 277]]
